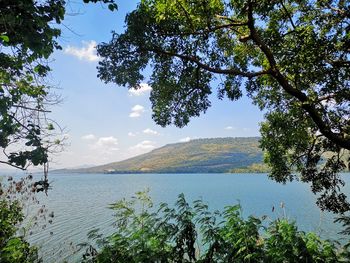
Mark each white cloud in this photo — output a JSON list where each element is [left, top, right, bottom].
[[130, 140, 156, 152], [129, 112, 140, 118], [143, 128, 159, 136], [179, 137, 191, 143], [96, 136, 118, 149], [81, 134, 96, 140], [88, 136, 119, 152], [128, 132, 136, 137], [64, 40, 99, 62], [225, 126, 235, 130], [129, 104, 145, 118], [128, 83, 152, 96]]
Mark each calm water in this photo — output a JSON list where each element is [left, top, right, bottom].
[[9, 173, 350, 262]]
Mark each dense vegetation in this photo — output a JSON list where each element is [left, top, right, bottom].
[[1, 0, 350, 262], [69, 137, 264, 174], [79, 191, 350, 263], [97, 0, 350, 213], [228, 163, 271, 173]]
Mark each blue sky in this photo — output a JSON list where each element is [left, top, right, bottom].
[[47, 1, 264, 168]]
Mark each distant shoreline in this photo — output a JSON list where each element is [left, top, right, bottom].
[[50, 170, 270, 175]]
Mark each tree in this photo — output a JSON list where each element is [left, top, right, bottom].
[[96, 0, 350, 213], [0, 0, 64, 173], [0, 0, 117, 174]]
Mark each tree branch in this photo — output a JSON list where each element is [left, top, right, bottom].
[[0, 160, 26, 170], [279, 0, 296, 30], [215, 15, 245, 24], [175, 0, 195, 31], [325, 2, 350, 18], [158, 22, 248, 38], [147, 47, 272, 78], [327, 59, 350, 68], [12, 104, 51, 113], [9, 114, 32, 133]]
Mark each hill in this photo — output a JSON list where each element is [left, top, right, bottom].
[[68, 137, 267, 174]]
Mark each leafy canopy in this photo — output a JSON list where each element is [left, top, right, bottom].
[[97, 0, 350, 213], [0, 0, 66, 171], [0, 0, 117, 172]]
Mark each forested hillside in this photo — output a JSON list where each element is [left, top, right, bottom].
[[74, 137, 265, 173]]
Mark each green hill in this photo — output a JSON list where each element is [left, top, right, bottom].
[[72, 137, 267, 174]]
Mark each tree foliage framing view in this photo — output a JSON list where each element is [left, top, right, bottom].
[[0, 0, 117, 177], [0, 0, 65, 175], [97, 0, 350, 213], [0, 1, 116, 261]]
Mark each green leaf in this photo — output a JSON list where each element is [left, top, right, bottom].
[[0, 35, 9, 42]]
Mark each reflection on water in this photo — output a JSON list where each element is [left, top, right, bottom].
[[6, 173, 350, 262]]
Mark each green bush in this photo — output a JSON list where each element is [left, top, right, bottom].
[[81, 191, 347, 263], [0, 176, 40, 263]]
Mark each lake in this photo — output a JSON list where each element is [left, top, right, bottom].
[[9, 173, 350, 262]]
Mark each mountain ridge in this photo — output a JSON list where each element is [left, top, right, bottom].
[[55, 137, 269, 174]]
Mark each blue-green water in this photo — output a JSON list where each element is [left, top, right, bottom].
[[15, 173, 350, 262]]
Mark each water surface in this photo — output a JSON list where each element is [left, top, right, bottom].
[[13, 173, 350, 262]]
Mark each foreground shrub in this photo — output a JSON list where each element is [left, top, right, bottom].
[[81, 191, 347, 263], [0, 176, 42, 263], [0, 199, 39, 262]]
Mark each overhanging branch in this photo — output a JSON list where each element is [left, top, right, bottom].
[[148, 47, 272, 78], [158, 22, 248, 38], [0, 160, 26, 170]]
